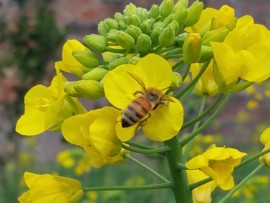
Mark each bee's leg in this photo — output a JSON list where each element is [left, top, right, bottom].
[[133, 90, 143, 96], [134, 114, 151, 135]]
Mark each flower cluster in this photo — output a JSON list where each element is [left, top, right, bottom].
[[15, 0, 270, 202]]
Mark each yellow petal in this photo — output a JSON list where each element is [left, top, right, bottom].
[[116, 115, 139, 141], [142, 97, 183, 141], [260, 127, 270, 145]]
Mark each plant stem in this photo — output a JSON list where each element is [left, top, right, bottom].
[[125, 141, 154, 149], [184, 95, 208, 160], [164, 136, 193, 203], [83, 182, 173, 191], [125, 154, 170, 183], [180, 92, 232, 146], [219, 163, 265, 203], [121, 143, 170, 154], [189, 177, 212, 190]]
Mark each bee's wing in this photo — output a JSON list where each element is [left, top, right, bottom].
[[127, 71, 146, 90]]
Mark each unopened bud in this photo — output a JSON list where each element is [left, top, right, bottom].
[[176, 32, 188, 46], [126, 25, 142, 39], [136, 7, 148, 21], [173, 9, 187, 29], [136, 34, 152, 52], [74, 80, 104, 99], [118, 20, 127, 30], [170, 72, 182, 90], [82, 67, 108, 81], [183, 33, 201, 64], [202, 27, 229, 46], [168, 20, 180, 34], [159, 0, 174, 18], [84, 34, 107, 53], [106, 29, 119, 43], [128, 56, 141, 65], [140, 19, 155, 34], [211, 5, 236, 31], [72, 50, 100, 69], [148, 4, 160, 19], [164, 13, 173, 26], [174, 0, 189, 10], [64, 81, 80, 97], [98, 21, 110, 36], [150, 26, 163, 44], [108, 56, 129, 70], [185, 1, 204, 27], [123, 3, 137, 15], [200, 45, 213, 62], [125, 14, 141, 26], [159, 26, 176, 47], [105, 18, 119, 30], [116, 31, 135, 50], [114, 12, 124, 22]]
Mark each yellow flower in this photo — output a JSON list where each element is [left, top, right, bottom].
[[187, 169, 217, 203], [18, 172, 83, 203], [61, 106, 123, 168], [16, 68, 65, 136], [56, 150, 75, 168], [56, 39, 86, 77], [186, 144, 246, 190], [190, 60, 218, 96], [259, 127, 270, 166], [211, 22, 270, 85]]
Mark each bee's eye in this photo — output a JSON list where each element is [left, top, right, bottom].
[[147, 93, 158, 102]]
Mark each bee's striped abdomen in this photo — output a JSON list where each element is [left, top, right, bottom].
[[121, 96, 152, 127]]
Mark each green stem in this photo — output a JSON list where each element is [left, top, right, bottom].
[[83, 182, 173, 191], [65, 95, 87, 114], [164, 54, 182, 60], [105, 47, 128, 53], [219, 163, 265, 203], [175, 60, 210, 99], [181, 64, 191, 82], [121, 143, 170, 155], [182, 94, 224, 130], [189, 177, 212, 190], [164, 136, 193, 203], [172, 60, 184, 72], [184, 95, 208, 160], [125, 141, 154, 150], [125, 154, 170, 183], [180, 93, 232, 146], [236, 148, 270, 169]]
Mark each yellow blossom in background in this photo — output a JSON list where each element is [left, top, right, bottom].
[[55, 39, 86, 77], [16, 68, 65, 136], [56, 150, 75, 168], [104, 54, 184, 142], [259, 127, 270, 166], [187, 169, 217, 203], [62, 106, 123, 168], [186, 144, 246, 190], [246, 99, 259, 110], [18, 172, 83, 203], [190, 60, 218, 96]]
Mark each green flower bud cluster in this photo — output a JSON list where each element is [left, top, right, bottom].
[[83, 0, 204, 55]]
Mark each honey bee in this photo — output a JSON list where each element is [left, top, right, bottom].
[[121, 72, 174, 128]]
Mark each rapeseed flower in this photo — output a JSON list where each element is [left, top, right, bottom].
[[103, 54, 184, 142], [186, 144, 246, 190], [61, 106, 123, 168], [18, 172, 83, 203], [259, 127, 270, 167]]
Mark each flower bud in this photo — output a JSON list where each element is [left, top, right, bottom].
[[105, 18, 119, 30], [140, 19, 155, 34], [74, 80, 104, 99], [164, 13, 173, 26], [106, 29, 119, 43], [150, 26, 163, 44], [136, 34, 152, 52], [176, 32, 188, 46], [183, 33, 201, 64], [64, 81, 80, 97], [98, 21, 110, 36], [128, 56, 141, 65], [72, 50, 100, 69], [211, 5, 236, 31], [116, 31, 135, 50], [185, 1, 204, 27], [159, 0, 174, 18], [200, 45, 213, 62], [125, 14, 141, 26], [82, 67, 108, 81], [126, 25, 142, 39], [168, 20, 180, 34], [173, 9, 188, 29], [202, 27, 229, 46], [136, 7, 148, 21], [114, 12, 124, 22], [108, 56, 129, 70], [118, 20, 127, 30], [123, 3, 137, 15], [159, 26, 176, 47], [170, 72, 182, 90], [174, 0, 189, 10], [84, 34, 108, 53], [148, 4, 160, 19]]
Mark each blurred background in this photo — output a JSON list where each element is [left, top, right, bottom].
[[0, 0, 270, 202]]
